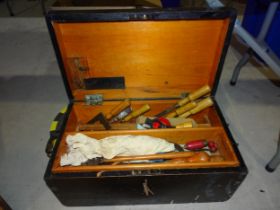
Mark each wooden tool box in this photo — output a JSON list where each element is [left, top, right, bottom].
[[44, 8, 248, 206]]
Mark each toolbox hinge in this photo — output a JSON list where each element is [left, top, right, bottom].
[[85, 94, 103, 105]]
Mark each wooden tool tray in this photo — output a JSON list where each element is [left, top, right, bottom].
[[52, 102, 239, 173], [44, 8, 247, 205]]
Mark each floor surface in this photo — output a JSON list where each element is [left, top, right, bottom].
[[0, 14, 280, 210]]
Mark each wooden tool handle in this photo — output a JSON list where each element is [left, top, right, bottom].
[[179, 111, 191, 118], [188, 85, 211, 101], [166, 111, 177, 118], [177, 97, 191, 107], [106, 99, 130, 120], [166, 152, 210, 163], [167, 101, 197, 117], [176, 101, 197, 115], [177, 85, 211, 106], [175, 120, 194, 128], [175, 101, 197, 116], [123, 104, 150, 122], [103, 151, 195, 163], [189, 97, 213, 114], [186, 151, 210, 163], [179, 97, 213, 118]]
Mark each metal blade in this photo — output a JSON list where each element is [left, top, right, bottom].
[[154, 105, 177, 117]]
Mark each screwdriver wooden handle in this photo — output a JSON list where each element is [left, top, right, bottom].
[[177, 85, 211, 107], [179, 97, 214, 118], [185, 151, 210, 163], [166, 152, 210, 163], [175, 120, 194, 128], [106, 99, 130, 120], [167, 101, 197, 118], [123, 104, 150, 122], [103, 151, 195, 163]]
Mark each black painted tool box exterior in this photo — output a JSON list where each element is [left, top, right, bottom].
[[44, 8, 248, 206]]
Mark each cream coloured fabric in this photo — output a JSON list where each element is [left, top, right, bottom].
[[61, 133, 175, 166]]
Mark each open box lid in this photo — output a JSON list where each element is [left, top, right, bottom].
[[46, 8, 236, 102]]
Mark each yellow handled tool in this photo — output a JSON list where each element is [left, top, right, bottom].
[[167, 101, 197, 118], [175, 120, 195, 128], [179, 97, 214, 118], [155, 85, 211, 117], [123, 104, 150, 122], [178, 85, 211, 106], [105, 99, 130, 120]]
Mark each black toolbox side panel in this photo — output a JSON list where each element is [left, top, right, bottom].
[[46, 171, 246, 206]]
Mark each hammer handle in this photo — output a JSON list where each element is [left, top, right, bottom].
[[103, 151, 195, 163]]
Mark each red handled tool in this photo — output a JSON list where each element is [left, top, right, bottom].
[[208, 141, 218, 153], [144, 117, 172, 129], [185, 140, 217, 153], [152, 117, 171, 129]]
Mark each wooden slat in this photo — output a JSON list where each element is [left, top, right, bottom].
[[53, 161, 240, 173], [78, 122, 137, 131], [63, 127, 223, 143]]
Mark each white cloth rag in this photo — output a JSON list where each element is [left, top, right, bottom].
[[60, 133, 175, 166]]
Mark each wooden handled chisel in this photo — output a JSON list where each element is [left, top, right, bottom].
[[105, 99, 130, 120], [155, 85, 211, 117], [123, 104, 150, 122], [179, 97, 214, 118]]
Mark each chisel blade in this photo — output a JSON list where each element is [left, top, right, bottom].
[[154, 104, 178, 117]]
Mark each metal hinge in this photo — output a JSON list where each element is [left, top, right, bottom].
[[85, 94, 103, 105]]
